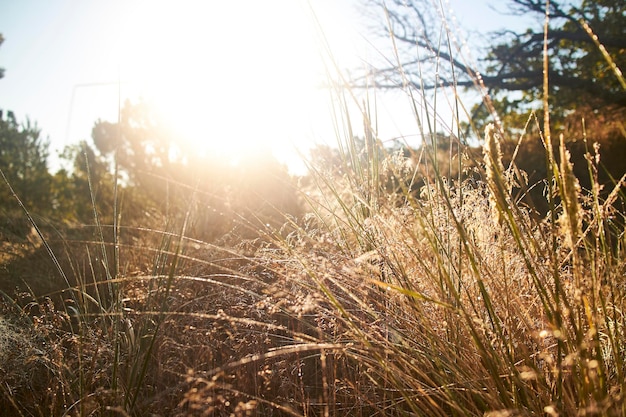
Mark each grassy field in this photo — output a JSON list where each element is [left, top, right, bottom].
[[1, 6, 625, 417]]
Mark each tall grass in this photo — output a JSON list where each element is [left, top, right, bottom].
[[1, 1, 625, 416]]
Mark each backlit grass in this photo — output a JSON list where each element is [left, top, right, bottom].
[[1, 2, 625, 416]]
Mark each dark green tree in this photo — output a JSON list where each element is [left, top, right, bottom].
[[0, 112, 53, 232]]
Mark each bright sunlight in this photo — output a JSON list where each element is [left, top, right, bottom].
[[111, 0, 357, 170]]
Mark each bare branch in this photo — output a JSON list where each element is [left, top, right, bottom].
[[354, 0, 625, 110]]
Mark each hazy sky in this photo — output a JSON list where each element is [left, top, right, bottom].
[[0, 0, 536, 172]]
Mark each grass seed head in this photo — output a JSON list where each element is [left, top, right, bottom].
[[558, 133, 583, 251], [483, 123, 506, 225]]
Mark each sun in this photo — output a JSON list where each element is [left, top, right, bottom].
[[113, 0, 353, 172]]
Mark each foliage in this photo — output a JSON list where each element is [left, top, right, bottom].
[[359, 0, 626, 140], [3, 99, 625, 415], [1, 5, 626, 417], [475, 0, 625, 133], [91, 100, 301, 241], [0, 111, 53, 235], [52, 141, 117, 225]]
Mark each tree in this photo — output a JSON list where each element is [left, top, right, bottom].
[[90, 100, 301, 242], [355, 0, 626, 220], [358, 0, 625, 138], [52, 141, 117, 225], [0, 112, 54, 234], [91, 100, 175, 190]]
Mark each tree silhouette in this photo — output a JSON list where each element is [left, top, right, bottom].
[[90, 100, 301, 242], [53, 141, 117, 225], [0, 112, 53, 235], [359, 0, 625, 138]]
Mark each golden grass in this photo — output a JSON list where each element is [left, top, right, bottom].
[[1, 2, 625, 416]]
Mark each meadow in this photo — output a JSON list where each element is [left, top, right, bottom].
[[1, 3, 625, 417]]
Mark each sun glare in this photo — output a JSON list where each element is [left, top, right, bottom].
[[112, 0, 350, 171]]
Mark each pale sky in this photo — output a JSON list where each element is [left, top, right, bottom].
[[0, 0, 535, 173]]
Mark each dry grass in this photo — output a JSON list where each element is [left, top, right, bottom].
[[1, 1, 625, 416], [1, 130, 625, 416]]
